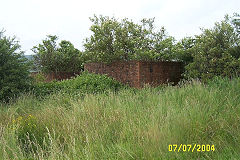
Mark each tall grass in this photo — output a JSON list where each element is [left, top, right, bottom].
[[0, 77, 240, 159]]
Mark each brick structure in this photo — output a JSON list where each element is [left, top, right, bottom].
[[31, 72, 81, 82], [84, 61, 183, 88]]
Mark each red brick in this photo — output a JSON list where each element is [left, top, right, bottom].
[[84, 61, 183, 88]]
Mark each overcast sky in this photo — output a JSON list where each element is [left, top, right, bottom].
[[1, 0, 239, 55]]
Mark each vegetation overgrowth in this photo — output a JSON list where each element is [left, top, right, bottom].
[[0, 77, 240, 159], [0, 31, 32, 102], [32, 71, 126, 97], [32, 35, 84, 73], [1, 13, 240, 102], [1, 12, 240, 160]]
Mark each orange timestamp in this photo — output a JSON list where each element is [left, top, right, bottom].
[[169, 144, 215, 152]]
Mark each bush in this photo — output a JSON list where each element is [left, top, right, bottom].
[[32, 72, 46, 83], [32, 81, 63, 97], [64, 71, 126, 93], [32, 35, 84, 73], [84, 15, 176, 63], [0, 31, 32, 102], [184, 14, 240, 81], [32, 72, 126, 97]]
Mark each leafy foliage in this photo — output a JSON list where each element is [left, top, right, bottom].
[[32, 72, 46, 83], [84, 15, 176, 63], [32, 35, 84, 73], [32, 80, 63, 97], [174, 37, 195, 66], [232, 13, 240, 34], [184, 14, 240, 81], [32, 72, 126, 97], [0, 31, 32, 102]]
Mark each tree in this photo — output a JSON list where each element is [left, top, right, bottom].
[[232, 13, 240, 34], [184, 14, 240, 81], [32, 35, 84, 73], [174, 36, 195, 66], [0, 30, 32, 102], [83, 15, 176, 63]]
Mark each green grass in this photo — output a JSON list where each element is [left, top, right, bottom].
[[0, 77, 240, 159]]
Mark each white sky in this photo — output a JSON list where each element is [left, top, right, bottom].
[[1, 0, 239, 55]]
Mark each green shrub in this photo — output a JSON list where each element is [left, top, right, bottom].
[[84, 15, 176, 63], [32, 81, 63, 97], [64, 71, 126, 93], [184, 14, 240, 81], [32, 73, 46, 83], [0, 31, 32, 102], [32, 35, 84, 73], [32, 72, 126, 97]]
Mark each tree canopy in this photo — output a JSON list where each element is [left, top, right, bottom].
[[32, 35, 84, 73], [0, 30, 32, 102], [184, 14, 240, 80], [83, 15, 177, 63]]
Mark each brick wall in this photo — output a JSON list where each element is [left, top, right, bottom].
[[138, 61, 183, 87], [84, 61, 139, 87], [84, 61, 183, 88]]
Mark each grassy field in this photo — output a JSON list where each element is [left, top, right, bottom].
[[0, 77, 240, 159]]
